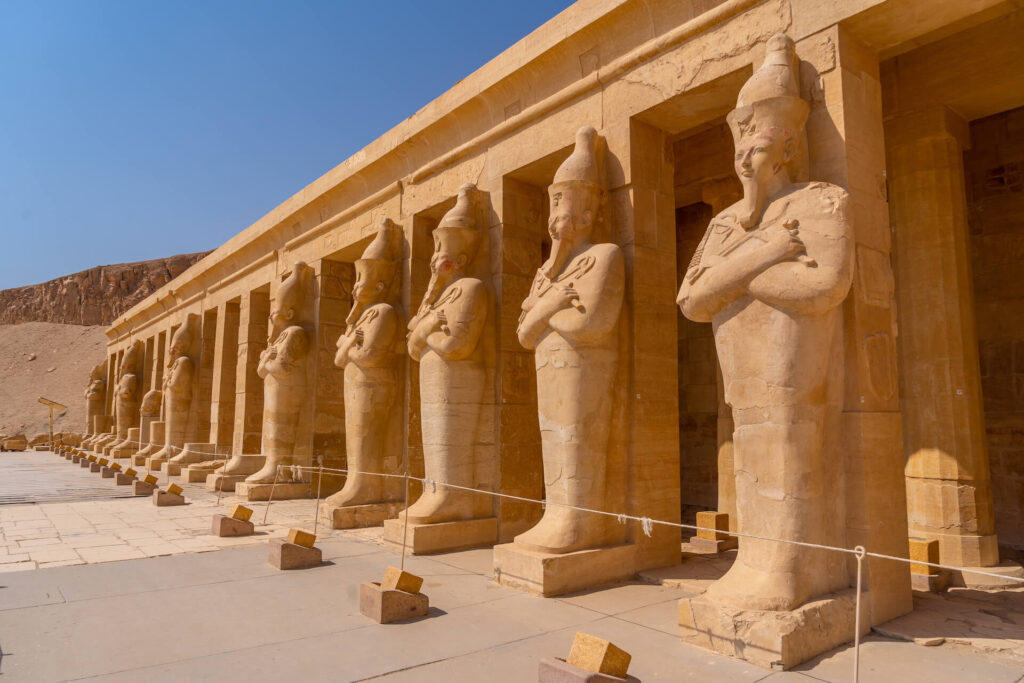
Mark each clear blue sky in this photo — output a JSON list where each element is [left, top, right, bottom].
[[0, 0, 572, 290]]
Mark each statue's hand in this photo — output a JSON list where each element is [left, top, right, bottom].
[[353, 328, 364, 347], [766, 224, 806, 263]]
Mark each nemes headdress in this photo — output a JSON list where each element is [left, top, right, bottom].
[[727, 33, 809, 169], [434, 184, 480, 255], [552, 126, 603, 192]]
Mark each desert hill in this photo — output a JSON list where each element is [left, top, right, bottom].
[[0, 252, 210, 326]]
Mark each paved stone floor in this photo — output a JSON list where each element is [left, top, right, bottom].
[[0, 450, 1022, 681]]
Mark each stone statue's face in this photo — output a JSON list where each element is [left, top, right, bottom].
[[548, 187, 594, 245], [429, 233, 468, 277], [734, 133, 788, 189], [352, 262, 386, 304]]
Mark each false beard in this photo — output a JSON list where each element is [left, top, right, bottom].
[[541, 237, 573, 280], [345, 299, 366, 329], [735, 178, 768, 230]]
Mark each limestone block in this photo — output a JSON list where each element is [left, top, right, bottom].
[[133, 480, 157, 496], [235, 481, 313, 502], [493, 542, 635, 597], [909, 537, 940, 575], [115, 472, 135, 485], [154, 489, 185, 507], [538, 658, 642, 683], [268, 538, 322, 570], [166, 483, 184, 496], [691, 511, 737, 553], [321, 502, 404, 530], [286, 528, 316, 548], [911, 571, 950, 593], [124, 468, 137, 477], [212, 514, 255, 537], [679, 590, 858, 670], [98, 458, 109, 467], [110, 462, 122, 472], [359, 581, 429, 623], [230, 504, 254, 522], [381, 566, 423, 594], [383, 517, 498, 555], [143, 474, 159, 485], [89, 462, 101, 473], [100, 467, 116, 479], [567, 633, 631, 678]]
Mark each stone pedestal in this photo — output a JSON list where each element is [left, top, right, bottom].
[[169, 442, 219, 466], [953, 562, 1024, 588], [205, 454, 264, 492], [235, 481, 313, 502], [538, 658, 641, 683], [184, 463, 225, 483], [268, 538, 322, 570], [678, 590, 859, 671], [911, 571, 950, 593], [100, 467, 116, 479], [133, 480, 157, 496], [115, 472, 135, 486], [153, 490, 186, 507], [89, 462, 102, 473], [359, 582, 429, 623], [493, 543, 636, 597], [80, 458, 91, 468], [109, 428, 140, 459], [161, 461, 184, 477], [71, 455, 82, 463], [320, 502, 403, 530], [212, 514, 255, 537], [383, 517, 497, 555], [132, 422, 166, 465]]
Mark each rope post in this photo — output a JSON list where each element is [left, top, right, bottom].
[[312, 461, 324, 536], [400, 468, 411, 571], [853, 545, 866, 683], [262, 465, 281, 525]]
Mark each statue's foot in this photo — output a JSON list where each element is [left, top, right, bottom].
[[401, 490, 474, 525], [513, 508, 604, 554], [244, 462, 293, 484], [325, 480, 384, 508], [704, 560, 803, 612]]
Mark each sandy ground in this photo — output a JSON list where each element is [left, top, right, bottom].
[[0, 322, 108, 436]]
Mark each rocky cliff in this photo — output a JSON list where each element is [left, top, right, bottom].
[[0, 252, 211, 326]]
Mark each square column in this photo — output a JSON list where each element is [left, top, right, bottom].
[[208, 299, 240, 451], [232, 289, 269, 456], [886, 105, 1003, 571]]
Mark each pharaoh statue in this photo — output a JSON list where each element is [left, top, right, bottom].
[[512, 126, 625, 554], [135, 388, 163, 454], [84, 361, 106, 438], [233, 261, 314, 484], [677, 34, 853, 612], [402, 184, 491, 525], [323, 218, 405, 524], [150, 316, 197, 466], [105, 341, 144, 452]]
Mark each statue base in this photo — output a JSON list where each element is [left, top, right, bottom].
[[382, 517, 498, 554], [234, 481, 313, 501], [689, 537, 738, 553], [184, 462, 225, 482], [108, 442, 138, 459], [955, 561, 1024, 589], [678, 589, 859, 670], [205, 454, 265, 491], [320, 501, 404, 529], [206, 474, 248, 492], [161, 461, 183, 477], [911, 571, 950, 592], [493, 542, 636, 597], [359, 581, 429, 623], [145, 456, 169, 472]]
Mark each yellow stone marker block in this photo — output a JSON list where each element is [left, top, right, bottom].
[[98, 458, 109, 466], [125, 468, 137, 477], [286, 528, 316, 548], [382, 566, 424, 594], [88, 455, 97, 462], [909, 537, 940, 576], [110, 462, 122, 471], [696, 511, 730, 541], [230, 504, 254, 522], [567, 632, 631, 678], [144, 474, 159, 485], [167, 483, 184, 496]]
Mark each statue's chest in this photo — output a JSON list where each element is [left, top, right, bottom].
[[531, 255, 596, 298]]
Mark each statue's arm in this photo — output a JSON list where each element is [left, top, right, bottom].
[[347, 307, 398, 365], [426, 282, 486, 361], [407, 311, 438, 362], [262, 328, 308, 377], [547, 246, 624, 343], [747, 194, 853, 315]]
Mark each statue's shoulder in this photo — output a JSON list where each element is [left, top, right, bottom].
[[587, 242, 622, 260], [365, 302, 399, 324], [457, 277, 487, 297], [784, 182, 851, 236]]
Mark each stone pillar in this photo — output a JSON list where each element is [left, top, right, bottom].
[[492, 177, 546, 542], [700, 178, 741, 530], [232, 289, 269, 455], [195, 307, 217, 444], [805, 25, 911, 623], [610, 119, 683, 571], [887, 105, 1009, 575], [312, 258, 354, 496], [208, 299, 240, 452]]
